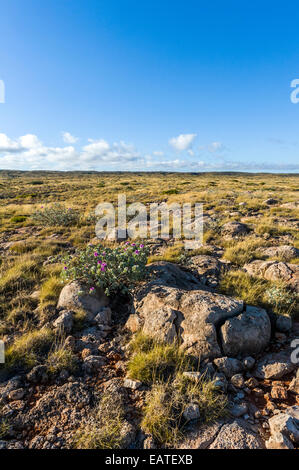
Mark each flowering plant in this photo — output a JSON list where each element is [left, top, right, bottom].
[[61, 242, 149, 296]]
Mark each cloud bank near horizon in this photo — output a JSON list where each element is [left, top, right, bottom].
[[0, 132, 298, 173]]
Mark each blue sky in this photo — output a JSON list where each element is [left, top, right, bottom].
[[0, 0, 299, 171]]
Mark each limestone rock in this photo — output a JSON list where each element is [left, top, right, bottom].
[[230, 402, 248, 418], [214, 357, 243, 378], [253, 351, 296, 380], [244, 260, 299, 292], [266, 432, 294, 449], [230, 374, 245, 389], [268, 411, 299, 444], [261, 245, 299, 262], [220, 306, 271, 357], [183, 403, 201, 422], [209, 419, 264, 449], [275, 315, 292, 333], [188, 255, 229, 287], [57, 281, 109, 319], [53, 310, 73, 334], [288, 369, 299, 395], [83, 355, 106, 374], [221, 222, 250, 238], [135, 286, 243, 360], [125, 314, 142, 333], [123, 378, 142, 390]]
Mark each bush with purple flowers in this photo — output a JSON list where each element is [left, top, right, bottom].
[[61, 242, 149, 296], [32, 203, 80, 227]]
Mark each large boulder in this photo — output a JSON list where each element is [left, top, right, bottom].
[[57, 281, 109, 319], [132, 262, 244, 360], [243, 260, 299, 292], [136, 284, 243, 359], [220, 306, 271, 357]]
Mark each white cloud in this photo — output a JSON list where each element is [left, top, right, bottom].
[[169, 133, 197, 152], [208, 142, 224, 153], [0, 133, 23, 152], [62, 132, 78, 144], [0, 132, 298, 173], [81, 140, 140, 164]]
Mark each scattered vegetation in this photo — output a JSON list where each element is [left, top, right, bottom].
[[0, 171, 298, 448], [0, 418, 10, 439], [223, 238, 268, 266], [219, 270, 298, 316]]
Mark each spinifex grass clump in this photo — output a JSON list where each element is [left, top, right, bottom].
[[32, 203, 80, 227], [61, 242, 149, 296]]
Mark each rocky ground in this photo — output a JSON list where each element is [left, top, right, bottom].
[[0, 172, 298, 450], [1, 251, 298, 449]]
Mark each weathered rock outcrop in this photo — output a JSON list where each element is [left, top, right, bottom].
[[188, 255, 230, 287], [221, 222, 250, 238], [129, 262, 273, 360], [243, 260, 299, 292], [261, 245, 299, 262]]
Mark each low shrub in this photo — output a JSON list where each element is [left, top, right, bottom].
[[32, 203, 80, 227], [61, 242, 149, 296], [264, 286, 298, 317], [163, 189, 179, 195], [0, 419, 10, 439]]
